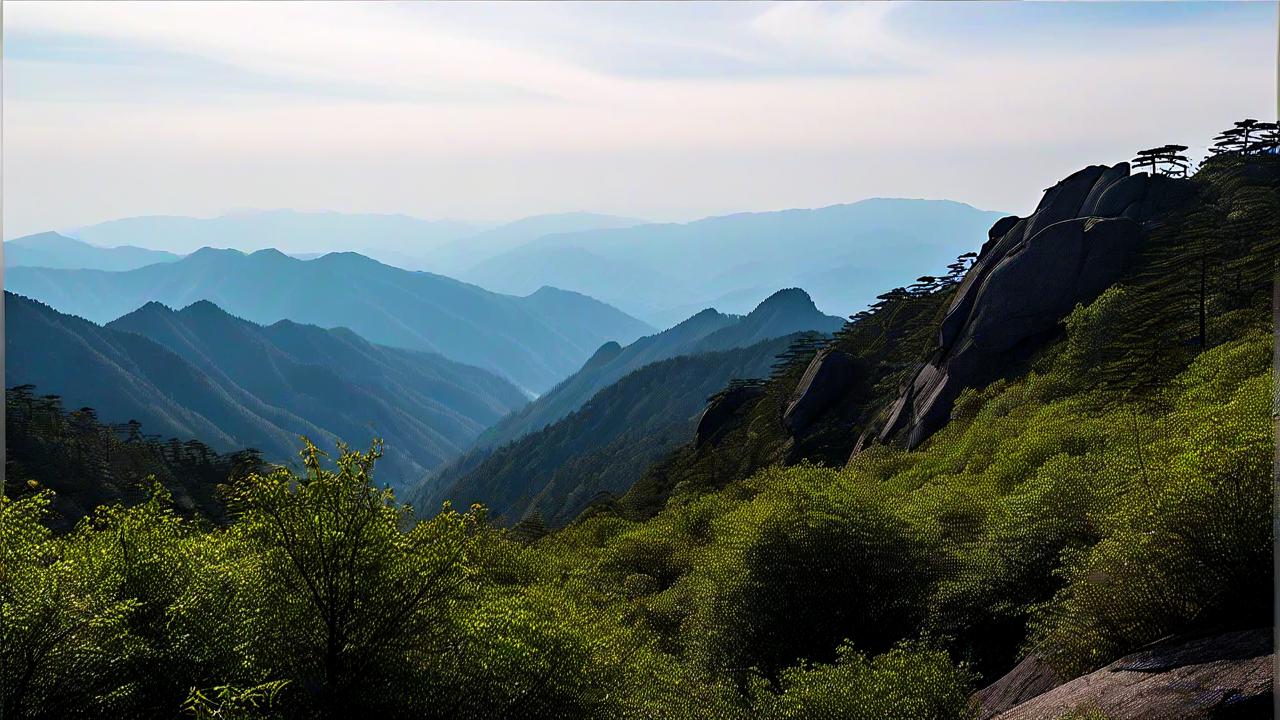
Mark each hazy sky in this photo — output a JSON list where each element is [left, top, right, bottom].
[[3, 1, 1276, 239]]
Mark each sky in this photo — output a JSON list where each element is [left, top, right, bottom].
[[3, 1, 1276, 240]]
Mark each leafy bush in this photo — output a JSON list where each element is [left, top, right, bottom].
[[1029, 335, 1273, 674], [751, 642, 976, 720], [684, 466, 939, 680]]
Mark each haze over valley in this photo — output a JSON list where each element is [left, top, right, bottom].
[[3, 2, 1276, 719]]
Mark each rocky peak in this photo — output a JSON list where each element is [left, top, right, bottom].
[[750, 287, 817, 316], [695, 381, 767, 448], [866, 161, 1194, 452]]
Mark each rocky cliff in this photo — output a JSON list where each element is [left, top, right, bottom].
[[980, 628, 1273, 720], [865, 163, 1193, 451]]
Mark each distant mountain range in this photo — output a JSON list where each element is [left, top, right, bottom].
[[5, 292, 529, 489], [6, 249, 652, 394], [420, 212, 646, 275], [476, 287, 843, 450], [5, 232, 180, 271], [455, 198, 1005, 324], [414, 333, 805, 526], [65, 209, 482, 258], [58, 210, 646, 271], [27, 201, 1001, 327]]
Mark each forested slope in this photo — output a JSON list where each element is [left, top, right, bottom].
[[6, 294, 528, 488], [475, 287, 841, 450], [2, 140, 1274, 720], [417, 333, 808, 526]]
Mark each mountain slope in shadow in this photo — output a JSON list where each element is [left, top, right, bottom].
[[474, 287, 843, 450], [415, 333, 808, 526], [6, 249, 652, 394], [5, 231, 180, 271], [5, 292, 528, 489]]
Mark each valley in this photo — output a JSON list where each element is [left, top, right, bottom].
[[3, 86, 1275, 720]]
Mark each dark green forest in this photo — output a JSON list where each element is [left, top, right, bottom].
[[1, 144, 1276, 719], [418, 333, 812, 528]]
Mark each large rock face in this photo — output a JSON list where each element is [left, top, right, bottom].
[[782, 348, 859, 435], [986, 628, 1273, 720], [695, 382, 766, 448], [971, 653, 1066, 720], [871, 163, 1191, 450]]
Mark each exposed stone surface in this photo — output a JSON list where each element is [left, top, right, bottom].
[[695, 383, 766, 447], [869, 163, 1193, 451], [972, 653, 1066, 720], [782, 348, 859, 435], [990, 628, 1273, 720]]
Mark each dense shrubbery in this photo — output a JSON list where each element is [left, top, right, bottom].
[[1, 440, 716, 720], [533, 295, 1271, 714]]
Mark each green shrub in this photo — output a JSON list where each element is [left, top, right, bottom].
[[752, 642, 976, 720], [685, 468, 939, 679]]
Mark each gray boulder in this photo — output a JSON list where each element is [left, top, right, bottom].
[[1021, 165, 1108, 241], [971, 653, 1065, 720], [1079, 162, 1131, 217], [1093, 171, 1149, 217], [990, 628, 1273, 720], [695, 382, 766, 448], [782, 348, 859, 435]]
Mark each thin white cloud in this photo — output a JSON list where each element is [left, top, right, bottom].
[[748, 2, 918, 70], [7, 1, 619, 103], [2, 1, 1274, 238]]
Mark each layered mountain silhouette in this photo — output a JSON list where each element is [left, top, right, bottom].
[[458, 198, 1005, 324], [415, 333, 806, 526], [5, 292, 528, 488], [474, 288, 843, 450], [6, 249, 652, 393], [5, 232, 180, 271], [68, 209, 481, 258], [66, 209, 645, 271], [422, 212, 646, 275]]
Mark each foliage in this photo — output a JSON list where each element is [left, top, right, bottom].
[[5, 385, 266, 528], [751, 642, 977, 720], [222, 439, 480, 717], [683, 467, 939, 680], [1, 147, 1274, 719], [182, 681, 289, 720], [422, 334, 799, 527]]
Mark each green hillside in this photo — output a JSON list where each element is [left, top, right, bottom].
[[417, 333, 808, 527], [473, 287, 841, 451], [6, 294, 528, 488], [2, 148, 1274, 720]]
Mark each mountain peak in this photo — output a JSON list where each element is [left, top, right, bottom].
[[134, 300, 177, 316], [186, 246, 245, 261], [583, 341, 624, 370], [179, 299, 229, 316], [750, 288, 817, 315], [249, 248, 291, 261], [313, 251, 380, 266], [7, 231, 78, 246], [107, 300, 179, 328], [529, 285, 582, 299]]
